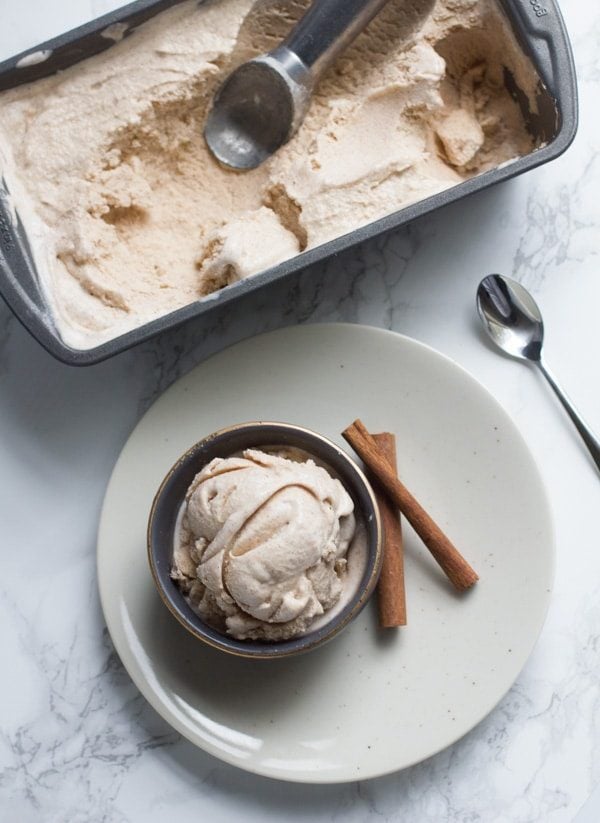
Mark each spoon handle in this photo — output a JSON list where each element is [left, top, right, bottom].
[[538, 360, 600, 472]]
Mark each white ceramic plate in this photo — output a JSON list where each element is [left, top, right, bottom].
[[97, 324, 554, 783]]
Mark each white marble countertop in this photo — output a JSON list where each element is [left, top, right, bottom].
[[1, 1, 599, 820]]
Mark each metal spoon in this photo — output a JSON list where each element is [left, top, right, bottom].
[[204, 0, 391, 170], [477, 273, 600, 472]]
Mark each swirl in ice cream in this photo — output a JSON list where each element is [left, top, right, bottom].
[[171, 448, 359, 640]]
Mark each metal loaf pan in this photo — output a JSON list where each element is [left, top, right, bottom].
[[0, 0, 578, 365]]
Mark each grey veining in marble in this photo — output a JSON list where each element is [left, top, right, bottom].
[[1, 1, 600, 821]]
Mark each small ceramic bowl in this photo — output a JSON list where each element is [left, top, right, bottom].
[[147, 421, 383, 659]]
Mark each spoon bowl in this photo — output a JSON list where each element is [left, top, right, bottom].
[[477, 274, 544, 361], [476, 273, 600, 472]]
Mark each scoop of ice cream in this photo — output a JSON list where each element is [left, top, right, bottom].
[[171, 448, 357, 640], [195, 206, 300, 295], [435, 108, 485, 168]]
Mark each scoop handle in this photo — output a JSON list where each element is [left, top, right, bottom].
[[282, 0, 391, 79]]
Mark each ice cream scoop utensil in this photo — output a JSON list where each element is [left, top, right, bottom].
[[476, 274, 600, 472], [204, 0, 391, 170]]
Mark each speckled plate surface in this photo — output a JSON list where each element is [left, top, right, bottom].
[[97, 323, 554, 783]]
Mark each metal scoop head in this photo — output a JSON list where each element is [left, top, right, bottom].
[[204, 0, 392, 170], [204, 50, 311, 171]]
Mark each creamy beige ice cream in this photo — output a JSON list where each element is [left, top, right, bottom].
[[0, 0, 542, 348], [171, 447, 362, 641]]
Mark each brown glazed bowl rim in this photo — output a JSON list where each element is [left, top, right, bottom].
[[147, 421, 383, 660]]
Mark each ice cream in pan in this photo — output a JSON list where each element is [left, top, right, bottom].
[[0, 0, 542, 349]]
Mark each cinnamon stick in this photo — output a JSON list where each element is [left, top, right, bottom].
[[372, 433, 407, 627], [343, 419, 478, 591]]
